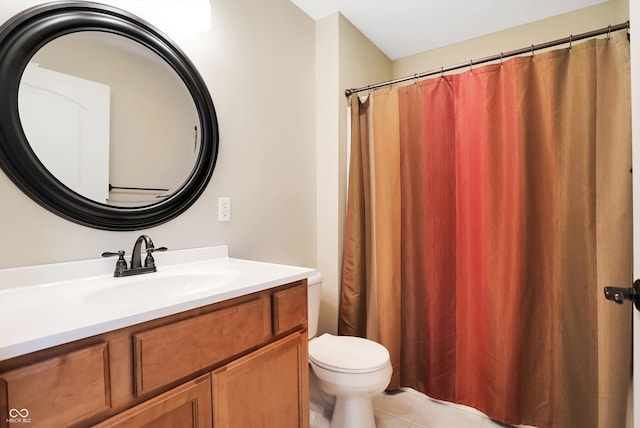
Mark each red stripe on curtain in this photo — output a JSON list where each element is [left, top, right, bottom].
[[419, 79, 457, 399], [453, 69, 492, 412], [453, 63, 527, 421]]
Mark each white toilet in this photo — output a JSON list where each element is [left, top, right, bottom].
[[307, 273, 392, 428]]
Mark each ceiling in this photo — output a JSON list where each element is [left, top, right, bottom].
[[289, 0, 608, 60]]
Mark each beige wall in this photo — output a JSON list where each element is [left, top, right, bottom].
[[0, 0, 317, 269], [315, 13, 392, 334], [394, 0, 629, 79]]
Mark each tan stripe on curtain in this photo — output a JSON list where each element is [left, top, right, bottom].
[[340, 91, 402, 388], [516, 48, 562, 427], [555, 36, 599, 428], [340, 92, 402, 389], [524, 33, 632, 428], [370, 90, 402, 388], [595, 33, 632, 428], [340, 96, 371, 337]]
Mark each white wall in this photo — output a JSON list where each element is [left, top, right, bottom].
[[0, 0, 317, 269]]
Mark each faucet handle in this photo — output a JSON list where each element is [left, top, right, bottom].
[[102, 250, 128, 276], [144, 246, 168, 268], [102, 250, 125, 258]]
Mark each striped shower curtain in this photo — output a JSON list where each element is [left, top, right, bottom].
[[340, 32, 631, 428]]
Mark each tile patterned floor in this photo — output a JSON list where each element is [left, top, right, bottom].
[[372, 388, 538, 428]]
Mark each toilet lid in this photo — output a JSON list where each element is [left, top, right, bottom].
[[309, 333, 390, 373]]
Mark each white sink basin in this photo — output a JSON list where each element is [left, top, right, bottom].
[[84, 270, 240, 304], [0, 245, 316, 360]]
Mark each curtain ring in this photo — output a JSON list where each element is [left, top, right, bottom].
[[414, 73, 418, 85], [441, 66, 444, 78], [607, 24, 612, 40], [500, 52, 504, 65], [469, 59, 473, 71], [569, 34, 573, 49], [530, 44, 535, 57]]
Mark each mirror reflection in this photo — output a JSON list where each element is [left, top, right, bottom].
[[18, 31, 199, 206]]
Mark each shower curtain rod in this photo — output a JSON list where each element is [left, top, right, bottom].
[[344, 21, 630, 97]]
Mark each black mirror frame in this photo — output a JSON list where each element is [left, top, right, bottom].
[[0, 1, 219, 230]]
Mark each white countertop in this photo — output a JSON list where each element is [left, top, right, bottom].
[[0, 246, 315, 361]]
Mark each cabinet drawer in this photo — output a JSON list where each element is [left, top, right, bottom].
[[0, 342, 111, 428], [272, 282, 307, 336], [133, 297, 270, 396]]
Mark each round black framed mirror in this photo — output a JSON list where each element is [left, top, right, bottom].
[[0, 2, 219, 230]]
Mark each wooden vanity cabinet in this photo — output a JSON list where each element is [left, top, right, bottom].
[[0, 280, 309, 428]]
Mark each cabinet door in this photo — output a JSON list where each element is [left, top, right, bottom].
[[94, 374, 211, 428], [0, 343, 111, 428], [211, 331, 309, 428]]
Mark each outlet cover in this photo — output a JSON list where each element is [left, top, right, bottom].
[[218, 197, 231, 221]]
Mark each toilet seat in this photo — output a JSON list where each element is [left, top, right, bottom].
[[309, 333, 390, 374]]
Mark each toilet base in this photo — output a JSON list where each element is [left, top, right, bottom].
[[330, 395, 375, 428]]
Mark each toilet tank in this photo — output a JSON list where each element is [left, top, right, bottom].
[[307, 272, 323, 339]]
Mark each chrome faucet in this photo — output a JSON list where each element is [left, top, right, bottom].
[[102, 235, 167, 277]]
